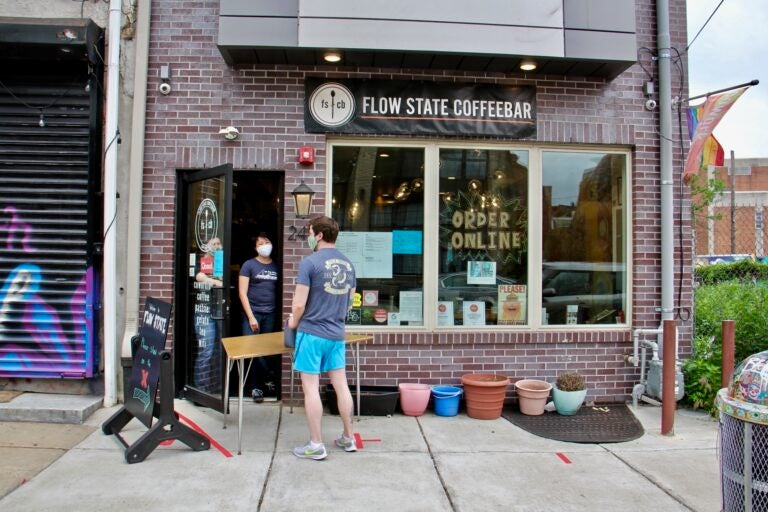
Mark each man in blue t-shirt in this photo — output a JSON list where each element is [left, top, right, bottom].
[[287, 216, 356, 460]]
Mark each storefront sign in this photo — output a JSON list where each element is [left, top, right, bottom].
[[305, 78, 536, 138]]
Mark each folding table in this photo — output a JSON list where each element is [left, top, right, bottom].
[[221, 331, 372, 454]]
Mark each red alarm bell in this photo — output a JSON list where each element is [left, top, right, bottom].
[[298, 146, 314, 165]]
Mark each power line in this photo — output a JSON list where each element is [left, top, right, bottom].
[[686, 0, 725, 53]]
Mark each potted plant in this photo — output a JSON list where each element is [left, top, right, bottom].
[[553, 371, 587, 416]]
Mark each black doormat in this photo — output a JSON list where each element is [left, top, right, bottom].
[[501, 404, 644, 443]]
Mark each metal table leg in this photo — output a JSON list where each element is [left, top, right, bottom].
[[223, 356, 233, 429], [237, 358, 244, 455], [289, 351, 295, 413], [355, 342, 361, 421]]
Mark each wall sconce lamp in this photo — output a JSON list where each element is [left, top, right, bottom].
[[291, 180, 315, 218], [323, 50, 342, 63], [218, 126, 240, 140], [519, 59, 537, 71]]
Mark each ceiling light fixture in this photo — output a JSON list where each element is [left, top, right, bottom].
[[323, 50, 342, 63], [519, 59, 537, 71]]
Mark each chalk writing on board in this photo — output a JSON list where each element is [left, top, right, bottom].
[[126, 298, 172, 427]]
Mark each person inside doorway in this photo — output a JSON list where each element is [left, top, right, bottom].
[[193, 236, 223, 394], [238, 232, 279, 402]]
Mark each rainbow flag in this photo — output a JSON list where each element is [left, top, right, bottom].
[[684, 87, 747, 183], [686, 106, 724, 170]]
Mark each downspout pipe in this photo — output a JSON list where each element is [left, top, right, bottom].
[[103, 0, 122, 407], [657, 0, 674, 325], [120, 1, 151, 389]]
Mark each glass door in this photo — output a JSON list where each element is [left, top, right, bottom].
[[176, 164, 232, 411]]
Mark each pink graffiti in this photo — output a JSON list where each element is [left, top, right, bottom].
[[1, 206, 34, 253]]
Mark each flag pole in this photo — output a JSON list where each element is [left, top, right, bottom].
[[686, 79, 759, 103]]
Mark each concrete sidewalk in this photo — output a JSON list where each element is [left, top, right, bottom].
[[0, 399, 720, 511]]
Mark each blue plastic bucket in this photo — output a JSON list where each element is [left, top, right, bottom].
[[432, 386, 462, 417]]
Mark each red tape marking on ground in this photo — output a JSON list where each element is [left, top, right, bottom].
[[353, 433, 381, 449], [176, 412, 233, 458], [555, 452, 572, 464]]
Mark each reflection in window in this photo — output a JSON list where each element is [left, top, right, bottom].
[[332, 146, 425, 327], [541, 152, 626, 325], [438, 149, 528, 326]]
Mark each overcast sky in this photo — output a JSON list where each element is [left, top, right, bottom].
[[686, 1, 768, 159]]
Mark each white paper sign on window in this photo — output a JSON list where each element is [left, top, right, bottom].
[[337, 231, 393, 278], [437, 301, 454, 326], [462, 301, 486, 326], [398, 291, 423, 323]]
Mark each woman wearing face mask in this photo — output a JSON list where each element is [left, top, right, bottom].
[[238, 232, 279, 401]]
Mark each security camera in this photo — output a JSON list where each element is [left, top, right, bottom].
[[159, 82, 171, 95], [644, 98, 657, 111], [218, 126, 240, 140]]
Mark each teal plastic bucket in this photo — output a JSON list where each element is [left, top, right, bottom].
[[432, 386, 462, 417]]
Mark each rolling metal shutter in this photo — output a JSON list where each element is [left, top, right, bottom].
[[0, 20, 103, 378]]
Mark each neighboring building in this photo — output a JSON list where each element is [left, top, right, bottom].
[[693, 159, 768, 260], [0, 1, 695, 411]]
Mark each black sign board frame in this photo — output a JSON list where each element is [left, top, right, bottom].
[[102, 297, 210, 463], [304, 78, 536, 138]]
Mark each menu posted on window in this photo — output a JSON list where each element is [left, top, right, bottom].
[[126, 297, 172, 427]]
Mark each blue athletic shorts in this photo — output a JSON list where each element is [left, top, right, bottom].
[[293, 331, 346, 374]]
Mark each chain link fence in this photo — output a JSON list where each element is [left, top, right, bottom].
[[694, 199, 766, 271]]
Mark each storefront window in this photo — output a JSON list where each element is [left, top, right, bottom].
[[541, 151, 626, 325], [438, 149, 528, 326], [332, 146, 425, 327], [329, 143, 628, 330]]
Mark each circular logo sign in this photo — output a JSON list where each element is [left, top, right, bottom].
[[438, 303, 446, 313], [374, 309, 388, 323], [308, 82, 355, 128], [195, 198, 219, 252], [470, 304, 479, 313]]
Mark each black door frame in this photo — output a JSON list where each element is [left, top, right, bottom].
[[174, 164, 233, 411]]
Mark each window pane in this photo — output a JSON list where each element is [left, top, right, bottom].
[[332, 146, 425, 327], [438, 149, 528, 326], [541, 152, 626, 325]]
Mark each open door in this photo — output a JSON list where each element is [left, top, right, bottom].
[[176, 164, 233, 411]]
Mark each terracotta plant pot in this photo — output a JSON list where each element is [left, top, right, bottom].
[[515, 379, 553, 416], [460, 374, 510, 420]]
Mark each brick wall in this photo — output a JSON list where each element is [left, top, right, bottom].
[[142, 0, 693, 403]]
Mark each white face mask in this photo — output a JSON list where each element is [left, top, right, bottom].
[[256, 244, 272, 257]]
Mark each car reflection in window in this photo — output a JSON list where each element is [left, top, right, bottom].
[[541, 262, 624, 325]]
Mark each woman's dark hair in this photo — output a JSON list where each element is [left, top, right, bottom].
[[309, 216, 339, 243]]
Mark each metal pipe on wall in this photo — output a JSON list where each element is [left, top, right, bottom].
[[656, 0, 674, 325], [121, 0, 152, 384], [103, 0, 123, 407]]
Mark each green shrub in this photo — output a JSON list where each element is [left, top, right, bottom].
[[694, 281, 768, 362], [684, 272, 768, 415], [681, 334, 721, 415], [682, 356, 721, 416], [694, 259, 768, 285]]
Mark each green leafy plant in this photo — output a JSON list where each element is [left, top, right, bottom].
[[689, 173, 725, 230], [694, 279, 768, 362], [682, 356, 721, 416], [556, 371, 586, 392]]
